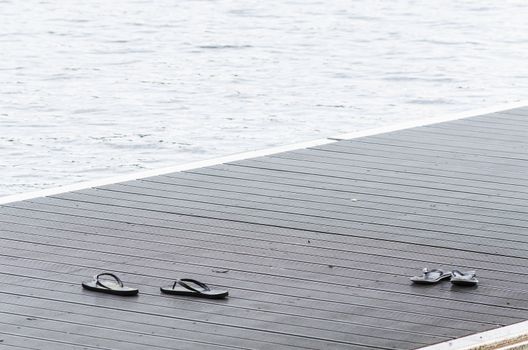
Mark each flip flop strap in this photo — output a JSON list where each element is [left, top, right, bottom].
[[95, 272, 124, 289], [452, 270, 476, 278], [423, 268, 443, 277], [176, 278, 211, 293]]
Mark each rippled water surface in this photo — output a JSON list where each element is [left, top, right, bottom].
[[2, 0, 528, 196]]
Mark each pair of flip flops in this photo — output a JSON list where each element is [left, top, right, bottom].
[[411, 268, 478, 286], [82, 272, 229, 299]]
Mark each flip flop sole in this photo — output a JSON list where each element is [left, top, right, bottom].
[[451, 279, 478, 286], [160, 286, 228, 299], [411, 274, 451, 284], [411, 279, 441, 284], [82, 281, 139, 296]]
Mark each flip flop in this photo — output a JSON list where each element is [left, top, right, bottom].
[[160, 278, 228, 299], [82, 272, 139, 296], [410, 268, 451, 284], [450, 270, 478, 286]]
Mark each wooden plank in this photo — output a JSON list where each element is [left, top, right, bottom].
[[371, 128, 528, 152], [0, 332, 108, 350], [371, 128, 528, 154], [309, 140, 528, 170], [12, 196, 528, 258], [32, 188, 528, 277], [0, 262, 506, 348], [501, 107, 528, 116], [1, 256, 503, 331], [2, 229, 523, 319], [6, 198, 528, 270], [339, 137, 528, 165], [108, 179, 528, 226], [4, 211, 528, 297], [6, 187, 518, 265], [154, 168, 528, 223], [262, 148, 528, 184], [464, 114, 528, 128], [2, 223, 528, 308], [0, 276, 417, 349], [2, 211, 524, 328], [410, 124, 528, 144], [56, 188, 528, 244], [219, 150, 528, 189], [0, 300, 321, 350], [224, 158, 528, 209], [435, 119, 528, 136], [1, 225, 524, 324]]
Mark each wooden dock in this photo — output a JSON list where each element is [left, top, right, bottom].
[[2, 106, 528, 349]]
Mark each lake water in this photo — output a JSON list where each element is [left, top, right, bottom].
[[1, 0, 528, 197]]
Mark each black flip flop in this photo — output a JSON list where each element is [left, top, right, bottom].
[[82, 272, 139, 296], [410, 268, 451, 284], [450, 270, 478, 286], [160, 278, 228, 299]]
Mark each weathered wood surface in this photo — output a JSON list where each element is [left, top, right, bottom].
[[1, 107, 528, 349]]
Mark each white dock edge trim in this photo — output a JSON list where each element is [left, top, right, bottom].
[[417, 320, 528, 350], [1, 99, 527, 205]]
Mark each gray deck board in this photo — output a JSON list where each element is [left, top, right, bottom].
[[10, 198, 528, 259], [2, 108, 528, 349], [501, 107, 528, 116]]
